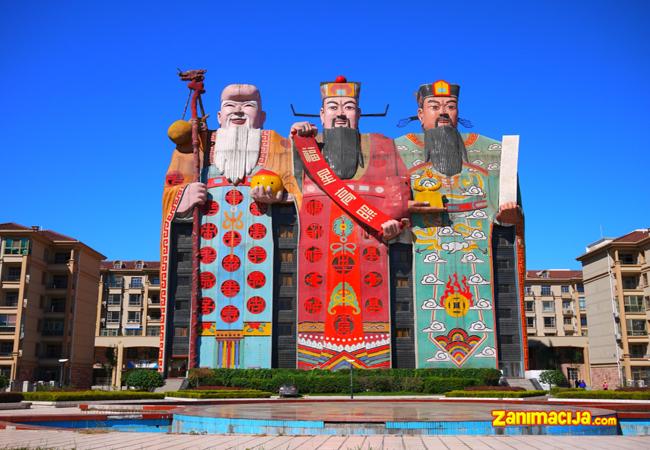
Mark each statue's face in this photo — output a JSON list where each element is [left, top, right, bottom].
[[218, 99, 262, 128], [320, 96, 360, 129], [417, 96, 458, 130]]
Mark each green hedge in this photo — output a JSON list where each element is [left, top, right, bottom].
[[553, 390, 650, 400], [188, 368, 500, 393], [550, 387, 585, 395], [167, 390, 272, 399], [23, 391, 165, 402], [445, 390, 547, 398], [0, 392, 24, 403]]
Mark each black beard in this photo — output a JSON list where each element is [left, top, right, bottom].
[[322, 127, 363, 180], [424, 126, 468, 176]]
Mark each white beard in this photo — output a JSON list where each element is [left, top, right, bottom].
[[213, 127, 261, 184]]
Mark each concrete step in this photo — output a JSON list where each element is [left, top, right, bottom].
[[506, 377, 543, 391], [155, 377, 188, 392]]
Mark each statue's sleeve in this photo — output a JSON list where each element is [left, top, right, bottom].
[[263, 131, 302, 209]]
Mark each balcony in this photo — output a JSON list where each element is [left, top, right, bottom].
[[147, 298, 161, 307], [41, 329, 64, 337], [563, 323, 575, 332], [129, 282, 144, 290], [562, 307, 575, 315], [45, 281, 68, 292], [0, 326, 16, 334], [107, 280, 124, 291]]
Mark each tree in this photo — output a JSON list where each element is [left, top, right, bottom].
[[539, 369, 568, 388], [123, 369, 164, 391], [0, 374, 9, 390]]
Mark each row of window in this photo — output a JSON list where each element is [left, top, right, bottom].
[[525, 284, 585, 295], [2, 238, 30, 255], [104, 311, 161, 323], [106, 276, 160, 288], [100, 326, 160, 336], [527, 316, 588, 328], [525, 298, 586, 313], [106, 294, 160, 306]]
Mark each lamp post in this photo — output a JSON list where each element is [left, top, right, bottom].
[[58, 359, 69, 387], [346, 358, 354, 400]]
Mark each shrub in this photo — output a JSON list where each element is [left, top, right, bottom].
[[549, 387, 584, 395], [553, 390, 650, 400], [0, 374, 9, 390], [0, 392, 24, 403], [539, 370, 568, 387], [167, 389, 272, 399], [464, 385, 525, 391], [422, 377, 477, 394], [123, 369, 164, 391], [23, 391, 165, 401], [398, 377, 424, 392], [445, 390, 547, 398], [615, 386, 650, 392]]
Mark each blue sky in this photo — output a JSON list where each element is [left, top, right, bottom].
[[1, 0, 648, 269]]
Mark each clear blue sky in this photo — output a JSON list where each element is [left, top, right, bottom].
[[1, 0, 648, 269]]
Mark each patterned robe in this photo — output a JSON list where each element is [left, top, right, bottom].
[[395, 132, 503, 369]]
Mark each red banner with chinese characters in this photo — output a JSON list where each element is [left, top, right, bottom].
[[293, 135, 393, 234]]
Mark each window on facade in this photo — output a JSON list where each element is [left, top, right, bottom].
[[622, 277, 638, 290], [526, 317, 535, 328], [525, 301, 534, 312], [580, 315, 588, 327], [53, 252, 70, 264], [620, 253, 636, 265], [280, 250, 294, 263], [43, 343, 62, 358], [130, 277, 143, 288], [279, 225, 295, 239], [149, 295, 160, 304], [5, 266, 21, 282], [49, 298, 65, 313], [281, 275, 294, 287], [561, 285, 569, 293], [3, 238, 30, 255], [107, 294, 121, 306], [124, 329, 141, 336], [129, 294, 142, 306], [278, 297, 292, 311], [127, 311, 141, 323], [50, 275, 68, 289], [624, 296, 645, 313], [562, 300, 572, 310], [146, 326, 160, 336], [541, 285, 552, 296], [100, 329, 119, 336], [542, 301, 554, 313], [629, 343, 647, 358], [2, 292, 18, 308], [277, 323, 293, 336], [632, 367, 650, 384], [543, 317, 556, 328], [150, 276, 160, 285], [396, 328, 411, 338], [0, 314, 16, 332], [579, 297, 586, 310], [0, 341, 13, 356], [113, 261, 122, 269], [135, 261, 144, 270], [148, 311, 161, 321], [525, 286, 533, 295], [109, 277, 124, 288], [626, 319, 647, 336], [576, 283, 584, 293], [42, 319, 64, 336], [563, 317, 572, 325], [396, 277, 409, 288], [496, 259, 510, 270], [107, 311, 120, 323], [174, 327, 188, 337]]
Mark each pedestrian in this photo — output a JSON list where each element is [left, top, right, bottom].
[[602, 379, 608, 390]]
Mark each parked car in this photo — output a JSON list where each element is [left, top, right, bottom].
[[279, 384, 299, 398]]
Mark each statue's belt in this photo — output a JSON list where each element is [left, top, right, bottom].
[[445, 200, 488, 212], [206, 176, 252, 188], [293, 135, 393, 235]]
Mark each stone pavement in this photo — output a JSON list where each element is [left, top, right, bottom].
[[0, 431, 648, 450]]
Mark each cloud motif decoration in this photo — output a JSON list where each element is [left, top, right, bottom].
[[488, 143, 502, 151], [467, 147, 481, 153], [420, 179, 439, 188], [472, 159, 484, 166], [460, 252, 485, 264], [421, 273, 444, 285], [472, 298, 491, 309], [427, 350, 451, 362], [463, 185, 484, 196], [469, 320, 493, 332], [411, 160, 424, 167], [396, 145, 408, 152], [475, 346, 497, 358], [468, 274, 490, 285], [421, 298, 441, 310], [438, 226, 461, 237], [487, 162, 499, 171], [465, 229, 487, 241], [423, 252, 447, 264], [422, 321, 446, 333], [464, 210, 488, 220], [441, 241, 470, 253]]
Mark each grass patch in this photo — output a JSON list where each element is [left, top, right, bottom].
[[553, 390, 650, 400], [445, 390, 547, 398], [167, 389, 272, 399], [22, 390, 165, 402]]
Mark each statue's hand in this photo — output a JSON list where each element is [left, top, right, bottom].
[[251, 186, 285, 204], [381, 219, 403, 242], [290, 121, 318, 137], [177, 182, 207, 216], [496, 201, 522, 225]]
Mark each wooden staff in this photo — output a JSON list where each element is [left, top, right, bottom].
[[178, 69, 206, 370]]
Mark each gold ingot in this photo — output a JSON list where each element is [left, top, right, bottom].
[[250, 169, 283, 195], [167, 120, 192, 146], [414, 190, 444, 209]]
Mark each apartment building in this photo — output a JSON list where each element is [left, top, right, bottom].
[[94, 260, 161, 387], [524, 269, 589, 385], [0, 223, 104, 388], [577, 229, 650, 388]]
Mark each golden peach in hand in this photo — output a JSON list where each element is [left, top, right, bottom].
[[250, 169, 283, 195]]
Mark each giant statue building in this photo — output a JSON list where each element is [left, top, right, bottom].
[[159, 77, 527, 377]]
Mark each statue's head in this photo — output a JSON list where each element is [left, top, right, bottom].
[[319, 76, 361, 130], [416, 80, 460, 130], [217, 84, 266, 129]]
